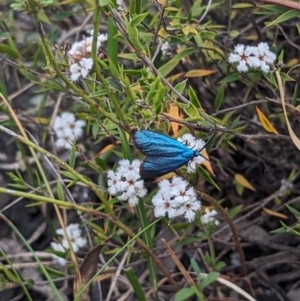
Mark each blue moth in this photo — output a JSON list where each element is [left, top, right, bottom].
[[131, 129, 202, 179]]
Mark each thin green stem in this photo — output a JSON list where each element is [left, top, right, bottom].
[[34, 21, 122, 128], [0, 213, 64, 301], [91, 2, 127, 125], [197, 190, 247, 276], [0, 124, 111, 211], [0, 185, 178, 288]]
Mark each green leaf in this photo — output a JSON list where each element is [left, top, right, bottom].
[[280, 72, 295, 82], [228, 204, 243, 218], [175, 287, 197, 301], [136, 199, 158, 292], [286, 204, 300, 219], [146, 76, 161, 102], [0, 44, 19, 59], [108, 17, 119, 74], [214, 261, 226, 270], [190, 258, 201, 274], [174, 80, 187, 95], [159, 48, 196, 77], [69, 146, 76, 168], [125, 268, 147, 301], [125, 20, 144, 53], [263, 72, 278, 88], [197, 166, 220, 190], [152, 83, 166, 114], [130, 13, 148, 28], [265, 10, 299, 27], [158, 60, 180, 77], [178, 102, 200, 119], [188, 86, 202, 109], [219, 73, 240, 84], [118, 127, 132, 161], [90, 89, 107, 98], [99, 0, 110, 6], [199, 272, 219, 289], [56, 181, 64, 201], [214, 85, 225, 111], [61, 171, 79, 181]]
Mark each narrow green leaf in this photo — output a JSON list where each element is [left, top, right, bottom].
[[118, 127, 132, 161], [131, 13, 148, 28], [0, 44, 19, 58], [190, 258, 201, 274], [214, 85, 225, 111], [126, 20, 144, 52], [265, 10, 299, 27], [125, 268, 147, 301], [189, 86, 202, 109], [99, 0, 110, 6], [136, 199, 157, 292], [159, 48, 196, 77], [108, 17, 119, 74], [69, 146, 76, 168], [286, 204, 300, 219], [219, 73, 240, 84], [174, 80, 187, 95], [199, 272, 219, 289], [56, 181, 64, 201], [228, 204, 243, 218], [175, 287, 197, 301], [197, 166, 220, 190]]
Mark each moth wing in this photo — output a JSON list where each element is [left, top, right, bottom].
[[131, 129, 189, 157], [140, 155, 190, 179]]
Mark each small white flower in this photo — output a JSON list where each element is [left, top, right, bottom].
[[50, 223, 87, 266], [177, 134, 206, 173], [152, 176, 201, 222], [228, 44, 255, 73], [70, 63, 82, 81], [182, 198, 202, 222], [106, 159, 147, 206], [55, 136, 73, 149], [201, 208, 219, 226], [51, 242, 67, 266], [280, 178, 293, 193], [98, 33, 108, 43], [70, 58, 93, 81], [52, 112, 86, 150]]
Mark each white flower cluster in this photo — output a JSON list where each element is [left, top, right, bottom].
[[68, 32, 108, 81], [52, 112, 86, 150], [177, 133, 206, 173], [228, 42, 276, 73], [51, 223, 87, 266], [201, 208, 219, 226], [152, 176, 201, 222], [107, 159, 147, 206]]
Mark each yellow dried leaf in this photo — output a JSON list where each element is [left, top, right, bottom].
[[154, 172, 176, 182], [34, 117, 50, 125], [156, 0, 167, 5], [182, 25, 198, 35], [97, 144, 114, 156], [234, 174, 256, 191], [169, 103, 181, 137], [168, 72, 185, 83], [185, 69, 217, 77], [201, 149, 215, 176], [256, 107, 278, 134], [263, 207, 288, 219]]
